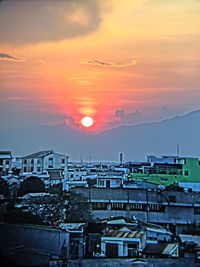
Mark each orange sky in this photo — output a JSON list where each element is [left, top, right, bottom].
[[0, 0, 200, 132]]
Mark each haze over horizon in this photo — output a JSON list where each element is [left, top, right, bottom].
[[0, 0, 200, 133]]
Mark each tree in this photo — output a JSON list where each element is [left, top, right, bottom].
[[12, 167, 21, 176], [2, 206, 44, 225], [86, 178, 97, 187], [18, 176, 45, 196], [65, 191, 92, 222], [0, 177, 9, 197], [49, 183, 62, 194]]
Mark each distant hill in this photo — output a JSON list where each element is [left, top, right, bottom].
[[0, 110, 200, 161]]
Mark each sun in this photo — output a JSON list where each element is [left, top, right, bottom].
[[81, 116, 94, 128]]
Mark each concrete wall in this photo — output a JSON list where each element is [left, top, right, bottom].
[[67, 258, 199, 267], [0, 223, 69, 258], [74, 188, 200, 230]]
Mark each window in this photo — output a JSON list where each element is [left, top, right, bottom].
[[148, 204, 165, 212], [49, 157, 53, 161], [31, 159, 34, 164], [5, 160, 10, 165], [61, 158, 65, 164], [111, 203, 125, 210], [161, 177, 168, 182], [70, 174, 74, 178], [185, 170, 189, 176], [194, 207, 200, 214], [31, 167, 34, 172], [24, 167, 27, 172], [169, 195, 176, 202], [24, 159, 27, 164], [37, 167, 41, 172], [129, 203, 146, 211], [99, 180, 104, 187], [92, 202, 107, 210]]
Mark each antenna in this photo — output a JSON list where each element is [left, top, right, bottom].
[[177, 144, 180, 157], [120, 152, 123, 165]]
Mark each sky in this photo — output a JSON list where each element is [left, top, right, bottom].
[[0, 0, 200, 133]]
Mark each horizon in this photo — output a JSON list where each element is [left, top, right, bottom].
[[0, 0, 200, 133]]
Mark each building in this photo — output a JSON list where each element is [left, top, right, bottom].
[[59, 223, 86, 259], [74, 187, 200, 235], [143, 243, 179, 258], [22, 150, 69, 173], [129, 156, 200, 187], [0, 151, 12, 174], [101, 229, 146, 258], [97, 171, 125, 188], [0, 223, 70, 266]]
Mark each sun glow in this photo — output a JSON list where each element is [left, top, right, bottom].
[[81, 116, 94, 128]]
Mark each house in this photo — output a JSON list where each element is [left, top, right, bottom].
[[179, 234, 200, 260], [143, 243, 179, 258], [97, 171, 125, 188], [59, 223, 86, 259], [102, 217, 172, 244], [0, 151, 12, 174], [101, 229, 146, 258], [145, 222, 173, 244], [22, 150, 69, 173]]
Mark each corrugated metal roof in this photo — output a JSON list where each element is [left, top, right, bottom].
[[162, 243, 177, 255], [59, 223, 85, 232], [103, 230, 142, 239], [23, 150, 54, 159], [179, 234, 200, 245]]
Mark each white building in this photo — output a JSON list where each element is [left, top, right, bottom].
[[101, 229, 146, 257], [22, 150, 69, 173], [0, 151, 12, 174], [97, 171, 125, 188]]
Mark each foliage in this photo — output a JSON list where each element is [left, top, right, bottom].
[[86, 178, 97, 187], [18, 176, 45, 196], [2, 202, 44, 225], [12, 167, 21, 176], [0, 177, 9, 197], [65, 191, 92, 223], [24, 194, 66, 226], [49, 183, 63, 194]]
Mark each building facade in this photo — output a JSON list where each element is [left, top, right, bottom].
[[0, 151, 12, 174], [22, 150, 69, 173]]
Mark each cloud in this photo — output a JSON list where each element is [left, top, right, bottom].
[[0, 0, 111, 45], [82, 58, 138, 68], [114, 109, 148, 124], [0, 53, 23, 61]]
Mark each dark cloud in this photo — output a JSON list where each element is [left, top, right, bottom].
[[82, 58, 138, 68], [0, 0, 110, 45], [0, 53, 23, 61], [114, 109, 147, 124]]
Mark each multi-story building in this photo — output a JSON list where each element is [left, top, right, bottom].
[[22, 150, 69, 173], [129, 156, 200, 187], [74, 187, 200, 235], [0, 151, 12, 174]]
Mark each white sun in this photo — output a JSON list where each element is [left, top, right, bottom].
[[81, 116, 94, 128]]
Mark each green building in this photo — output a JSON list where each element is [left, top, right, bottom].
[[129, 157, 200, 186]]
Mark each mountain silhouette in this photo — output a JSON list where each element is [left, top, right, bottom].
[[0, 110, 200, 161]]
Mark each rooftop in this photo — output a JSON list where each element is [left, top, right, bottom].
[[102, 229, 143, 239]]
